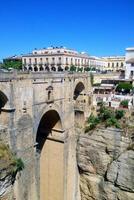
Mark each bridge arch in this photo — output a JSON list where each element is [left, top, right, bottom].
[[73, 81, 85, 100], [0, 90, 8, 109], [73, 82, 86, 127], [36, 109, 64, 200], [36, 109, 63, 151]]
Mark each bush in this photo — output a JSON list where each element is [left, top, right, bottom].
[[86, 113, 100, 131], [120, 100, 129, 107], [87, 113, 100, 124], [115, 110, 125, 119], [99, 106, 114, 121], [106, 117, 120, 128]]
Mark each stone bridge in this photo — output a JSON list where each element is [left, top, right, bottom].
[[0, 72, 92, 200]]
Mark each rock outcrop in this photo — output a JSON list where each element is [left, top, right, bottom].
[[0, 142, 19, 200], [77, 127, 134, 200]]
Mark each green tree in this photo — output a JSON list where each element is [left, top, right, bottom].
[[3, 59, 22, 70], [116, 82, 133, 93], [84, 67, 91, 72], [70, 65, 76, 72], [77, 67, 83, 72]]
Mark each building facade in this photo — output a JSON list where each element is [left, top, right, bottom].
[[22, 47, 90, 72], [102, 56, 125, 71], [125, 47, 134, 79], [21, 46, 125, 72]]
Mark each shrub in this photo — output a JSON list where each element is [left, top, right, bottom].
[[120, 100, 129, 107], [99, 106, 114, 121], [106, 117, 120, 128], [115, 110, 125, 119], [86, 113, 100, 131]]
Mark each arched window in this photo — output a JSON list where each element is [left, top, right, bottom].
[[29, 66, 33, 71], [34, 66, 38, 72], [40, 66, 44, 71]]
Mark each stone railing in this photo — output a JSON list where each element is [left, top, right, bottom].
[[0, 71, 90, 82]]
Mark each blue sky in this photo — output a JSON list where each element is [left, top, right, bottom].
[[0, 0, 133, 60]]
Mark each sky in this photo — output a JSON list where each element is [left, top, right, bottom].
[[0, 0, 134, 60]]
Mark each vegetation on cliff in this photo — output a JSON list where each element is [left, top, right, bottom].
[[0, 142, 24, 180], [85, 105, 125, 133]]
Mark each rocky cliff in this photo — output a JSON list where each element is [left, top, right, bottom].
[[77, 127, 134, 200]]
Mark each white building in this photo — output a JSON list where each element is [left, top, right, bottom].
[[125, 47, 134, 79], [102, 56, 125, 71], [22, 46, 90, 72], [22, 46, 125, 72]]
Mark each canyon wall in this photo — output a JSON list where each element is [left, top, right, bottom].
[[77, 127, 134, 200]]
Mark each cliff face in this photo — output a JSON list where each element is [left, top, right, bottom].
[[77, 127, 134, 200], [0, 142, 18, 200]]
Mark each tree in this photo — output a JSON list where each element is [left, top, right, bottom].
[[77, 67, 83, 72], [3, 59, 22, 70], [116, 82, 133, 93], [84, 67, 91, 72], [70, 65, 76, 72]]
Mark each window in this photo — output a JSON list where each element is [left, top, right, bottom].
[[35, 58, 37, 64], [112, 63, 114, 68], [24, 59, 26, 64], [116, 62, 119, 67], [131, 63, 134, 67], [29, 58, 31, 64], [121, 62, 123, 67], [40, 58, 42, 63]]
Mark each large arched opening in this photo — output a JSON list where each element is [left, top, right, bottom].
[[73, 82, 85, 127], [36, 110, 64, 200], [0, 90, 8, 110], [0, 91, 8, 126]]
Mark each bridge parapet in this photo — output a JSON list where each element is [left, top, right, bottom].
[[0, 71, 90, 82]]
